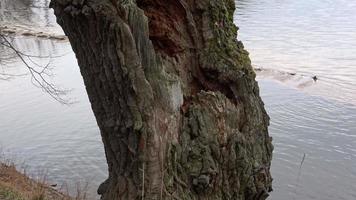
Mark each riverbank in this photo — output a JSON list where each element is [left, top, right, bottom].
[[0, 162, 70, 200]]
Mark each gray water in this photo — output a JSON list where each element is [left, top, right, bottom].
[[235, 0, 356, 106], [1, 0, 356, 199]]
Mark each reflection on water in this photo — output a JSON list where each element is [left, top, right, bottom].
[[0, 0, 62, 34], [255, 67, 317, 90], [235, 0, 356, 105], [0, 0, 356, 200]]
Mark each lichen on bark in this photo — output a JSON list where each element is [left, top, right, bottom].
[[50, 0, 273, 199]]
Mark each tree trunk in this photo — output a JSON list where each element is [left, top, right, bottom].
[[50, 0, 273, 199]]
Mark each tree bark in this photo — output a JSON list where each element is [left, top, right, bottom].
[[50, 0, 273, 199]]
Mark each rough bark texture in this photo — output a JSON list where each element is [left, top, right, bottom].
[[50, 0, 273, 199]]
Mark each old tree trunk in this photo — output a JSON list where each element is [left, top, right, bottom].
[[50, 0, 273, 199]]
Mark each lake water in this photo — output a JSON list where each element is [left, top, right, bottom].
[[1, 0, 356, 199], [235, 0, 356, 106]]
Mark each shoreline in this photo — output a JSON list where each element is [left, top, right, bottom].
[[0, 162, 71, 200]]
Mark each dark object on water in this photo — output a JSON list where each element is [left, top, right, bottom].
[[312, 76, 318, 81], [50, 184, 57, 187], [288, 72, 296, 76]]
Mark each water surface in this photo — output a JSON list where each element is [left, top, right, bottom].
[[260, 80, 356, 200], [235, 0, 356, 106], [234, 1, 356, 199], [0, 37, 107, 196]]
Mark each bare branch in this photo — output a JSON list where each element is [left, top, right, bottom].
[[0, 33, 71, 104]]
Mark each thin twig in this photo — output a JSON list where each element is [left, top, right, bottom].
[[142, 162, 145, 200], [0, 33, 71, 104], [293, 153, 306, 200]]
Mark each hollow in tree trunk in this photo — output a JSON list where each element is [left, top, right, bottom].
[[50, 0, 273, 199]]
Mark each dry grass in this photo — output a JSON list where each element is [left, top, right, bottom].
[[0, 162, 71, 200], [0, 154, 89, 200]]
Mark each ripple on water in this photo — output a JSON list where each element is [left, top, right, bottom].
[[236, 0, 356, 106], [259, 80, 356, 200]]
